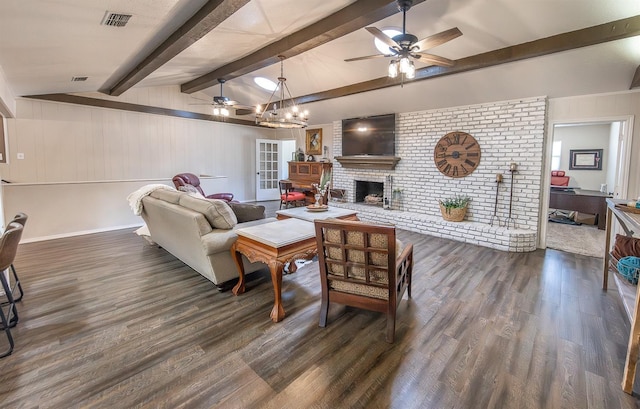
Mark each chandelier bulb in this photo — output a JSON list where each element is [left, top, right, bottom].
[[405, 61, 416, 79], [388, 60, 399, 78]]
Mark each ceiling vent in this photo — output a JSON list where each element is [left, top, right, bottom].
[[71, 76, 88, 82], [101, 11, 132, 27]]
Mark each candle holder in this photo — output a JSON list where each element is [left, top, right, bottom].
[[505, 164, 517, 229], [490, 174, 503, 226]]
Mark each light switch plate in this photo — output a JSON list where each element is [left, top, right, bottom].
[[17, 153, 24, 160]]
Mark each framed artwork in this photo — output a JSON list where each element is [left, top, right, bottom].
[[569, 149, 603, 170], [305, 128, 322, 155]]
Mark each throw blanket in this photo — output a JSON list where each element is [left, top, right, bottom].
[[127, 184, 176, 215]]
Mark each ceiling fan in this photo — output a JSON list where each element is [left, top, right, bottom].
[[345, 0, 462, 78], [190, 79, 253, 116]]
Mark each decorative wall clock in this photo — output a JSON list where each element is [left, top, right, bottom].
[[433, 131, 481, 178]]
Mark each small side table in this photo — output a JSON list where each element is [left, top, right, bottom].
[[231, 218, 317, 322]]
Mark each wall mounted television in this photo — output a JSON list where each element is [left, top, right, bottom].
[[341, 113, 396, 156]]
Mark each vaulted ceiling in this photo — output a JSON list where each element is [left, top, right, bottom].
[[1, 0, 640, 124]]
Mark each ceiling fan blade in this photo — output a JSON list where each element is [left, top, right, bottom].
[[413, 53, 455, 67], [365, 27, 400, 49], [345, 54, 390, 62], [412, 27, 462, 52]]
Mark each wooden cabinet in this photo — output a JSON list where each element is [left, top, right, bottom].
[[287, 161, 332, 204]]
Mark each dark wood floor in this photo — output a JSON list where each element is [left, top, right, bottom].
[[1, 208, 640, 408]]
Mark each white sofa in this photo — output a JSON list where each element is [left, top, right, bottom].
[[141, 189, 274, 290]]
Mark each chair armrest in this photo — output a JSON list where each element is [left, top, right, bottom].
[[396, 242, 413, 266], [207, 193, 234, 202]]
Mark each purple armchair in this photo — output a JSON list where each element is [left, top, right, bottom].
[[172, 173, 235, 202]]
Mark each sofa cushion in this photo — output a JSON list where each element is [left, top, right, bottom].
[[229, 202, 266, 223], [179, 195, 237, 229], [150, 189, 184, 204]]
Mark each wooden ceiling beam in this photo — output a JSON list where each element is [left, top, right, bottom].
[[630, 65, 640, 89], [103, 0, 251, 97], [25, 94, 259, 127], [180, 0, 425, 94], [294, 14, 640, 105]]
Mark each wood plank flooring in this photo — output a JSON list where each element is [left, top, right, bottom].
[[1, 211, 639, 407]]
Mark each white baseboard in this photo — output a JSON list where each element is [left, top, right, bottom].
[[20, 223, 144, 243]]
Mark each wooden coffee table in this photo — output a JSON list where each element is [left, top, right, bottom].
[[276, 206, 358, 221], [231, 218, 317, 322]]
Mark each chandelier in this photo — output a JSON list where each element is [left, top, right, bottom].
[[255, 56, 308, 129]]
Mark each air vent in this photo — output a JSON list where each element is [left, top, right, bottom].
[[71, 76, 88, 82], [101, 11, 132, 27]]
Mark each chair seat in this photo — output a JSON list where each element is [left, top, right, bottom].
[[281, 192, 306, 201]]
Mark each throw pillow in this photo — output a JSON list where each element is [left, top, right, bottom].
[[612, 234, 640, 261], [179, 195, 237, 229], [179, 184, 205, 199], [228, 202, 266, 223]]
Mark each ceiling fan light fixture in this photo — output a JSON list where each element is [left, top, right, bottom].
[[388, 60, 399, 78], [399, 57, 411, 73], [405, 61, 416, 79], [255, 56, 308, 129], [221, 107, 230, 117]]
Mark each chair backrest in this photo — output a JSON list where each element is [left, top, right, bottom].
[[314, 218, 398, 301], [172, 173, 206, 196], [12, 213, 28, 227], [0, 222, 23, 272], [279, 180, 293, 196]]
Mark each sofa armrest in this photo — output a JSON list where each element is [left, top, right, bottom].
[[228, 202, 266, 223]]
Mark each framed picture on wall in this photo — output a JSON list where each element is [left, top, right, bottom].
[[305, 128, 322, 155], [569, 149, 603, 170]]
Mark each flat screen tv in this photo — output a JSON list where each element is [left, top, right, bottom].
[[341, 113, 396, 156]]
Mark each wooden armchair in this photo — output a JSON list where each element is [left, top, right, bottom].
[[314, 219, 413, 343]]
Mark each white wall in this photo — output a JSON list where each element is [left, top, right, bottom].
[[0, 64, 16, 118], [552, 123, 610, 191], [0, 87, 277, 240]]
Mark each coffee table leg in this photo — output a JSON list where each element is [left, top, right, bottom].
[[269, 261, 285, 322], [231, 242, 246, 295]]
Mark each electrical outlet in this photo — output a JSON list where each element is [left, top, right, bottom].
[[17, 153, 24, 160]]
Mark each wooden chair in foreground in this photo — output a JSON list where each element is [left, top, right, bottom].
[[314, 219, 413, 343]]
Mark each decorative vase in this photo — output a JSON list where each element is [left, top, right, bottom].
[[439, 204, 467, 222], [314, 193, 322, 207]]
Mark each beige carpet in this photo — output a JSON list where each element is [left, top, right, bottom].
[[546, 220, 605, 257]]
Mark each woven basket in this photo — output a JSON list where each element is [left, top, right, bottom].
[[439, 204, 467, 222]]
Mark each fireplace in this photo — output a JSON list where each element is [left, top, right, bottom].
[[355, 181, 384, 206]]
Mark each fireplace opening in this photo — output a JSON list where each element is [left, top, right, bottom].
[[355, 181, 384, 206]]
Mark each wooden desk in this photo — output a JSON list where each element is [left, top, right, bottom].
[[602, 198, 640, 393], [549, 188, 611, 229], [231, 219, 317, 322]]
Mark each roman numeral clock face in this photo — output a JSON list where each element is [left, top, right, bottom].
[[433, 131, 481, 178]]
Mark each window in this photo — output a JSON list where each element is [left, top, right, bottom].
[[551, 141, 562, 170]]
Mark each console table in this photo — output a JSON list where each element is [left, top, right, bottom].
[[549, 188, 611, 230], [231, 218, 317, 322], [602, 198, 640, 393]]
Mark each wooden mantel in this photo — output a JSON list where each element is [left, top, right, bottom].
[[335, 155, 401, 170]]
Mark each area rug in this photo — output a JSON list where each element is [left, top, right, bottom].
[[546, 220, 605, 257]]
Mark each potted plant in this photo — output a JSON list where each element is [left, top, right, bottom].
[[438, 195, 470, 222]]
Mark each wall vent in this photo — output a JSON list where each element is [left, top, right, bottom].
[[101, 11, 132, 27], [71, 76, 88, 82]]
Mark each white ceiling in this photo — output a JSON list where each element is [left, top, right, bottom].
[[1, 0, 640, 125]]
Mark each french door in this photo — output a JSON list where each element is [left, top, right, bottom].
[[255, 139, 281, 201]]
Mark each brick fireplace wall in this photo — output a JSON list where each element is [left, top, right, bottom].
[[331, 96, 547, 247]]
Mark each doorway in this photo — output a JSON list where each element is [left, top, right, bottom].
[[541, 117, 633, 255]]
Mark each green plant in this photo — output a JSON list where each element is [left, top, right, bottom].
[[438, 195, 470, 209]]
